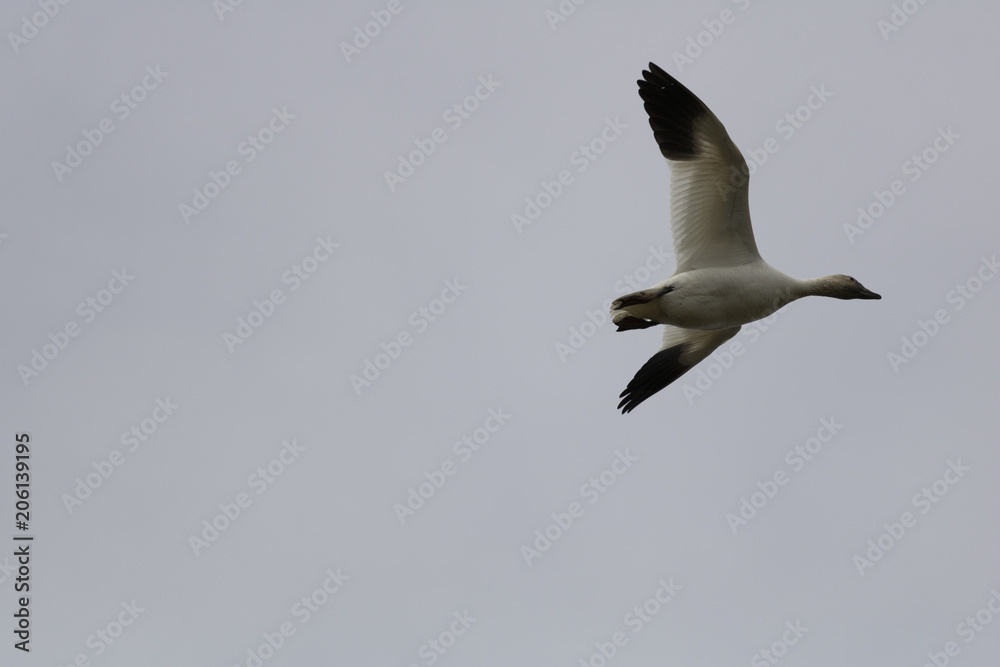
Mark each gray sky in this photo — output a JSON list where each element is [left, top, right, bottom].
[[2, 1, 999, 665]]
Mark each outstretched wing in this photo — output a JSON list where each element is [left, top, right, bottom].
[[618, 325, 741, 414], [638, 62, 761, 272]]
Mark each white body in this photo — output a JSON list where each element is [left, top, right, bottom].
[[625, 262, 805, 330]]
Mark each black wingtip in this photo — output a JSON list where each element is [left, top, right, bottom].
[[617, 345, 691, 414], [636, 62, 712, 162]]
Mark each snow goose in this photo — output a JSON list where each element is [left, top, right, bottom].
[[613, 63, 880, 414]]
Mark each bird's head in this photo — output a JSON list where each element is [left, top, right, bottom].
[[821, 274, 881, 300]]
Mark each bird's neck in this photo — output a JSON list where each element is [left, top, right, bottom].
[[799, 276, 840, 298]]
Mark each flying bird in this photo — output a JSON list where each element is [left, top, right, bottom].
[[613, 63, 880, 413]]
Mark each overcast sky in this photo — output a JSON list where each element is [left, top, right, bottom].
[[2, 1, 999, 666]]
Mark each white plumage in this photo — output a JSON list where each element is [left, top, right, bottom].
[[613, 63, 881, 413]]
